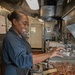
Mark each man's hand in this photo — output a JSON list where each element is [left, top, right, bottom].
[[50, 47, 65, 58], [56, 46, 65, 51]]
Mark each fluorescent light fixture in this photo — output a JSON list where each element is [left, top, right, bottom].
[[62, 6, 75, 18], [0, 6, 10, 13], [38, 18, 44, 22], [26, 0, 39, 10], [63, 16, 71, 20]]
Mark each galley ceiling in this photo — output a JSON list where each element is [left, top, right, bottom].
[[0, 0, 75, 21]]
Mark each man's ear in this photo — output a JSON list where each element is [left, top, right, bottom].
[[12, 19, 17, 26]]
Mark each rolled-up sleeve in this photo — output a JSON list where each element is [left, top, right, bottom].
[[3, 36, 33, 69]]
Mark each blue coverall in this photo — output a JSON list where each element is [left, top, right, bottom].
[[2, 27, 33, 75]]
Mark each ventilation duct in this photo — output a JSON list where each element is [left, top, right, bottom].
[[40, 5, 55, 18], [40, 0, 56, 21], [44, 0, 57, 6], [3, 0, 23, 5]]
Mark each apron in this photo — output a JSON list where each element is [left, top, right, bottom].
[[16, 36, 32, 75], [3, 28, 33, 75]]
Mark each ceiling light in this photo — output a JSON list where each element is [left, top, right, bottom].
[[26, 0, 39, 10], [38, 18, 44, 22]]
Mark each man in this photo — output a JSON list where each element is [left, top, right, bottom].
[[2, 11, 64, 75]]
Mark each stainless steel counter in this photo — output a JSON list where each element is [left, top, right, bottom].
[[48, 56, 75, 62]]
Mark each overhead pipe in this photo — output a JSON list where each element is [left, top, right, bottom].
[[3, 0, 23, 5]]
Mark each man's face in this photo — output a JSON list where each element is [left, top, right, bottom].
[[13, 14, 29, 35]]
